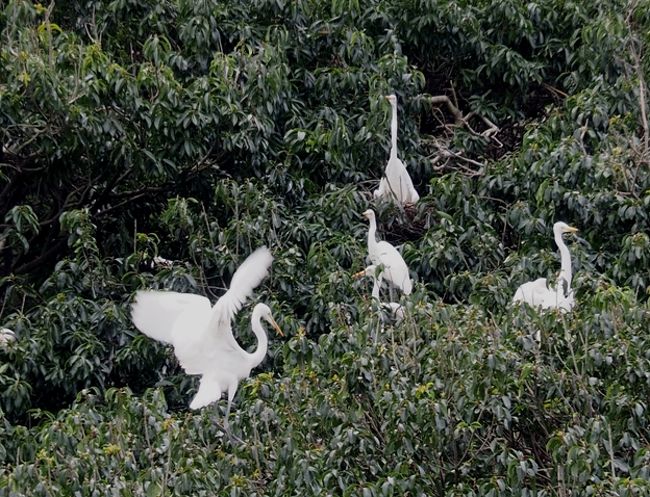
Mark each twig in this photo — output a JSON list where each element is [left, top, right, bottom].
[[607, 421, 617, 478], [542, 82, 569, 99], [44, 2, 55, 67], [624, 0, 649, 195], [632, 42, 649, 145], [429, 143, 486, 176]]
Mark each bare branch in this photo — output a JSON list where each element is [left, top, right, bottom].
[[624, 0, 649, 194], [428, 95, 464, 124], [631, 43, 649, 151], [542, 82, 569, 99], [442, 149, 486, 170], [428, 139, 486, 177], [427, 94, 501, 140]]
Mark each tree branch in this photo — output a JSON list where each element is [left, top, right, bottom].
[[428, 95, 465, 125], [427, 94, 501, 141]]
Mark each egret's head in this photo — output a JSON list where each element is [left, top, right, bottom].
[[384, 94, 397, 105], [554, 221, 579, 235], [362, 209, 375, 221], [255, 303, 284, 336]]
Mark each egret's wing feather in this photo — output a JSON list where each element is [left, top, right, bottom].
[[385, 156, 418, 204], [376, 241, 412, 294], [210, 246, 273, 333], [189, 375, 224, 410], [407, 178, 420, 203], [374, 177, 389, 199], [131, 291, 211, 344], [512, 278, 553, 307], [385, 157, 406, 202], [170, 303, 222, 374]]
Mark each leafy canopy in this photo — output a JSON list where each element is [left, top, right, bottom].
[[2, 0, 650, 495]]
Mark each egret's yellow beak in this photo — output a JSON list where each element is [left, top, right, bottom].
[[384, 95, 391, 100], [564, 226, 579, 234], [269, 317, 284, 337], [353, 270, 366, 279]]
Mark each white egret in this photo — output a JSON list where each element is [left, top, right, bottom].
[[131, 247, 283, 423], [362, 209, 413, 296], [373, 94, 420, 205], [0, 328, 16, 347], [512, 222, 579, 338]]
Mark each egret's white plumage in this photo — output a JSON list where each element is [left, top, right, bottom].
[[354, 264, 383, 299], [362, 209, 412, 295], [373, 94, 419, 205], [512, 222, 579, 323], [131, 247, 282, 419], [0, 328, 16, 347], [353, 265, 406, 323], [353, 264, 404, 322], [130, 292, 211, 345]]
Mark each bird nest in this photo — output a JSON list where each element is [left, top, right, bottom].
[[374, 201, 429, 245]]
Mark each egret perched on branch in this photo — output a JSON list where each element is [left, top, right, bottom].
[[512, 222, 579, 338], [373, 94, 420, 205], [131, 247, 283, 425], [361, 209, 412, 296]]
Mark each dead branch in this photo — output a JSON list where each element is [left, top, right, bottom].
[[428, 95, 464, 125], [427, 94, 501, 141], [428, 139, 486, 177], [464, 111, 502, 144], [542, 82, 569, 99]]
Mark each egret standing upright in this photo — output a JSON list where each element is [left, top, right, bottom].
[[360, 209, 413, 296], [512, 222, 579, 340], [373, 94, 420, 205]]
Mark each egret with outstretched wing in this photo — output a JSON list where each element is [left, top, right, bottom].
[[131, 247, 283, 423]]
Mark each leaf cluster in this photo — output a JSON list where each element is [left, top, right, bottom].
[[1, 0, 650, 495]]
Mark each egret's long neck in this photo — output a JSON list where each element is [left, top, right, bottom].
[[367, 216, 378, 252], [555, 229, 573, 289], [389, 100, 398, 159], [248, 309, 269, 369]]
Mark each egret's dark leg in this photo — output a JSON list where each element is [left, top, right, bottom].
[[223, 382, 242, 444]]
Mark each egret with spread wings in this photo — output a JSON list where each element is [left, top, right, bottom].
[[131, 247, 283, 424]]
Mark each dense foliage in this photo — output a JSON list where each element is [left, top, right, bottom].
[[1, 0, 650, 495]]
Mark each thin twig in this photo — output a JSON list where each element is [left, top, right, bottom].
[[542, 82, 569, 99]]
